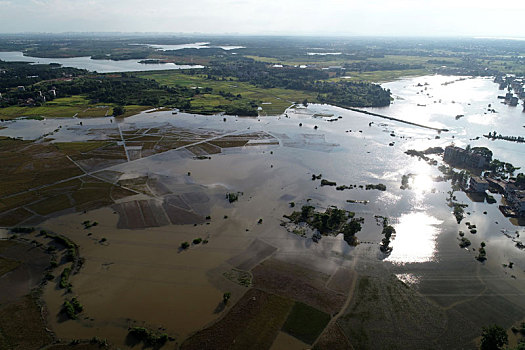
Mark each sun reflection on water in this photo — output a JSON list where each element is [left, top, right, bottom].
[[386, 212, 442, 264], [410, 174, 434, 200]]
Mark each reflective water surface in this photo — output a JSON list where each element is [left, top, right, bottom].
[[0, 51, 204, 73]]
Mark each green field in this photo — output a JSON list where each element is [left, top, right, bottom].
[[281, 301, 331, 344], [136, 71, 317, 115], [231, 294, 294, 350], [0, 95, 150, 120]]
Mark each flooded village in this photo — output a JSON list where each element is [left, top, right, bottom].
[[1, 35, 525, 350]]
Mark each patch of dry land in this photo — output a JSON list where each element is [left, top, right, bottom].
[[1, 107, 525, 350]]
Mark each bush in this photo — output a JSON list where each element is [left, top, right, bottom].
[[128, 327, 168, 346], [226, 192, 239, 203], [59, 267, 71, 289], [180, 242, 190, 249], [320, 179, 337, 186], [63, 297, 83, 319]]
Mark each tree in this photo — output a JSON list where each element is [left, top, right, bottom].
[[480, 325, 508, 350], [113, 105, 125, 117], [302, 98, 308, 107]]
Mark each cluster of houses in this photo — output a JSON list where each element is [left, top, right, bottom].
[[443, 145, 492, 169], [468, 175, 525, 217], [494, 75, 525, 108], [443, 145, 525, 217]]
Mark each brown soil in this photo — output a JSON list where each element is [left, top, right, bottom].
[[252, 258, 346, 314], [314, 323, 353, 350], [181, 288, 292, 350], [0, 295, 53, 350]]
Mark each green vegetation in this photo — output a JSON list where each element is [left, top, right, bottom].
[[486, 194, 497, 204], [62, 297, 83, 319], [281, 301, 331, 344], [223, 269, 252, 287], [226, 192, 240, 203], [180, 242, 190, 250], [380, 218, 396, 254], [286, 206, 351, 233], [82, 220, 98, 229], [44, 232, 79, 262], [59, 267, 71, 289], [365, 183, 387, 191], [192, 238, 202, 245], [112, 105, 125, 117], [128, 327, 169, 346], [459, 237, 471, 248], [477, 242, 487, 262], [453, 203, 468, 224], [320, 179, 337, 186], [480, 325, 508, 350], [284, 205, 363, 246], [438, 165, 470, 191]]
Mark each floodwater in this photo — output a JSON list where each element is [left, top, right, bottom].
[[2, 75, 525, 347], [0, 51, 204, 73]]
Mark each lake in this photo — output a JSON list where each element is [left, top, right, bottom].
[[0, 51, 204, 73], [139, 42, 245, 51]]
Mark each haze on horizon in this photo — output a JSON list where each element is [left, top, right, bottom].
[[0, 0, 524, 38]]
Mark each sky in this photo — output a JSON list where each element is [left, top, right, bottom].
[[0, 0, 524, 37]]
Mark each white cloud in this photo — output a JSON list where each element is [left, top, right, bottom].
[[0, 0, 524, 37]]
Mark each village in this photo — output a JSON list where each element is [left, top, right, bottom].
[[444, 145, 525, 218], [494, 74, 525, 110]]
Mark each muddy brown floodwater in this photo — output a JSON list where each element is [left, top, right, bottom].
[[1, 75, 525, 349]]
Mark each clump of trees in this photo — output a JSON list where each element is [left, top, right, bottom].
[[365, 183, 387, 191], [380, 218, 395, 254], [320, 179, 337, 186], [476, 242, 487, 261], [112, 105, 125, 117], [62, 297, 83, 319], [128, 327, 169, 346], [480, 325, 508, 350], [284, 205, 363, 246], [226, 192, 242, 203], [453, 203, 467, 224], [59, 267, 72, 289]]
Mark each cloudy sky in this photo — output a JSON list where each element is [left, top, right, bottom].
[[0, 0, 524, 37]]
